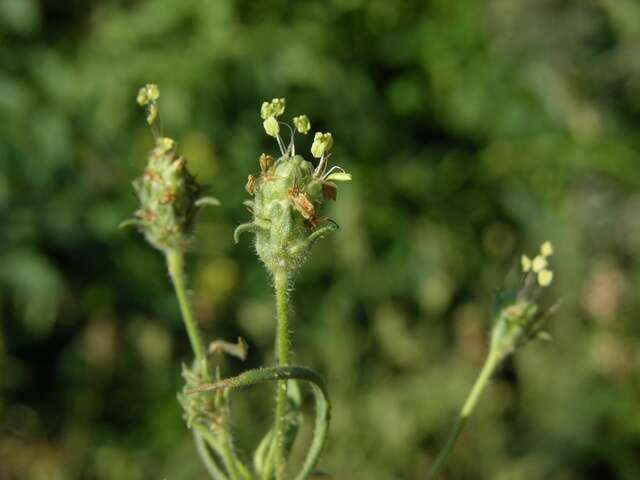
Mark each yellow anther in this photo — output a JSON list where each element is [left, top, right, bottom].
[[311, 132, 333, 158], [263, 116, 280, 137], [137, 83, 160, 106], [293, 115, 311, 134], [146, 103, 158, 125], [146, 84, 160, 102], [521, 254, 532, 272], [260, 98, 286, 119], [537, 269, 554, 287], [541, 241, 554, 257], [532, 255, 548, 273], [156, 137, 175, 152]]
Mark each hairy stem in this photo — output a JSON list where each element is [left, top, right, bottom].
[[168, 249, 246, 479], [427, 349, 501, 479], [193, 430, 227, 480], [219, 430, 242, 480], [166, 249, 206, 364], [189, 365, 330, 480], [273, 269, 291, 480]]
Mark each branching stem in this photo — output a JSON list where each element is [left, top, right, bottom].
[[427, 349, 502, 479]]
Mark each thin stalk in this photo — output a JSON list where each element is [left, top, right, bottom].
[[193, 430, 227, 480], [166, 248, 206, 364], [427, 349, 501, 480], [219, 429, 242, 480], [273, 269, 291, 480], [167, 249, 246, 479], [194, 417, 244, 480]]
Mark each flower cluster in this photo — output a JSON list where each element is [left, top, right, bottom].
[[235, 98, 351, 274], [122, 84, 219, 253], [521, 241, 554, 287], [490, 242, 558, 358]]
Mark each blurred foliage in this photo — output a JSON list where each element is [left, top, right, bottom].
[[2, 0, 640, 479]]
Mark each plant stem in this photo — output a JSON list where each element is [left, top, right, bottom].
[[219, 430, 242, 480], [273, 269, 291, 480], [193, 430, 227, 480], [168, 249, 239, 478], [427, 349, 501, 480], [166, 248, 206, 365]]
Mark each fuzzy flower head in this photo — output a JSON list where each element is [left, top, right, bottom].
[[491, 242, 558, 358], [234, 98, 352, 274], [122, 84, 219, 253]]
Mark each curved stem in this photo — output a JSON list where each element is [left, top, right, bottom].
[[273, 269, 291, 480], [427, 349, 501, 480], [166, 249, 207, 364], [188, 365, 331, 480]]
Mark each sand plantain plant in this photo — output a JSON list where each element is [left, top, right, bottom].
[[123, 85, 559, 480], [123, 87, 349, 480], [427, 242, 558, 479]]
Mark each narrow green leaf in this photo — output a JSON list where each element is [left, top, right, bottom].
[[188, 365, 331, 480]]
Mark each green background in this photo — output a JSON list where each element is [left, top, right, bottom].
[[2, 0, 640, 478]]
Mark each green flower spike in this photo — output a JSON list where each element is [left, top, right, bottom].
[[492, 241, 557, 356], [235, 100, 352, 274], [122, 84, 219, 253], [428, 242, 558, 479]]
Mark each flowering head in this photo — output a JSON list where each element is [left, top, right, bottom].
[[122, 84, 219, 253], [235, 99, 351, 275], [491, 241, 558, 358]]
